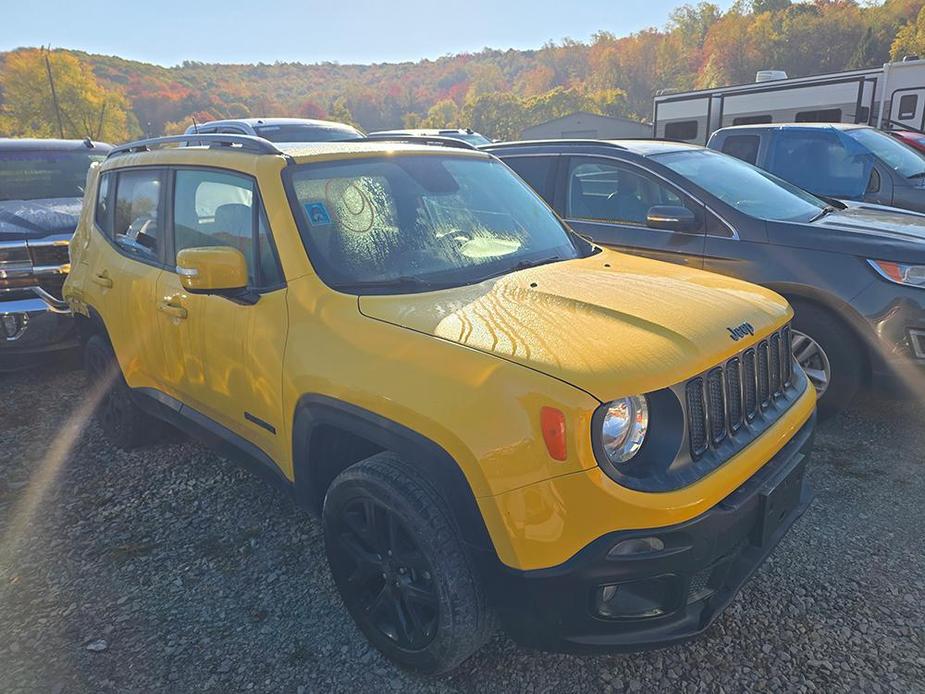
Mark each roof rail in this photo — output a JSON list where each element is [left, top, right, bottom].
[[356, 134, 478, 150], [107, 134, 282, 159]]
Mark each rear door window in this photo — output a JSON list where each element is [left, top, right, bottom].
[[95, 172, 113, 236], [502, 155, 557, 201], [113, 169, 164, 262]]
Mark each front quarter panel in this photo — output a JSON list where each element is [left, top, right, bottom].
[[279, 275, 602, 499]]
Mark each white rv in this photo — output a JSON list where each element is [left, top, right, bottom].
[[653, 58, 925, 145]]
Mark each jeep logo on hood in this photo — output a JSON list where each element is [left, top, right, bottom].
[[727, 322, 756, 341]]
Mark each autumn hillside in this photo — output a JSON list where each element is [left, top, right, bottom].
[[5, 0, 925, 143]]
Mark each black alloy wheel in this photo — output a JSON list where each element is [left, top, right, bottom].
[[331, 496, 439, 650]]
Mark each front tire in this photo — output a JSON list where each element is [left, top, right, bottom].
[[83, 334, 158, 449], [323, 452, 495, 673], [790, 300, 863, 419]]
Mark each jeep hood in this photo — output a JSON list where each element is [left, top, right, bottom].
[[358, 250, 791, 401], [0, 197, 82, 241]]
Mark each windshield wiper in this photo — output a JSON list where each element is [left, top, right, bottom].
[[809, 206, 836, 223], [509, 255, 562, 272], [336, 276, 437, 292]]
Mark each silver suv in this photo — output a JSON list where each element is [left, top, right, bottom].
[[184, 117, 362, 143]]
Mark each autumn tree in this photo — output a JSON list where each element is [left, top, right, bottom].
[[421, 99, 461, 128], [0, 48, 137, 142]]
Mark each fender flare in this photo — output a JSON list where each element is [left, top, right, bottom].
[[291, 394, 496, 554]]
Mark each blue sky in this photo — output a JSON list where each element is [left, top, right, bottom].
[[1, 0, 736, 66]]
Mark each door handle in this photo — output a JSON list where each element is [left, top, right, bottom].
[[91, 272, 113, 288], [157, 300, 188, 320]]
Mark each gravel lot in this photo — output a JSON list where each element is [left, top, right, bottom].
[[1, 362, 924, 693]]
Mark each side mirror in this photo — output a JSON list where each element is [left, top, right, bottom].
[[176, 246, 248, 294], [646, 205, 698, 232]]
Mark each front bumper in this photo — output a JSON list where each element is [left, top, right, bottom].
[[492, 413, 815, 653], [0, 292, 76, 366], [852, 279, 925, 396]]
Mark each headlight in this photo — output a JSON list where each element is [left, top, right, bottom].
[[868, 259, 925, 288], [600, 395, 649, 465]]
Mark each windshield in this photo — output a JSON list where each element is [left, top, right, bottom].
[[254, 123, 362, 143], [844, 127, 925, 178], [653, 149, 827, 222], [0, 149, 106, 201], [288, 155, 589, 293]]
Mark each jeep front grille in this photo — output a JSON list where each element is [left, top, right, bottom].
[[686, 324, 798, 460], [686, 379, 708, 457]]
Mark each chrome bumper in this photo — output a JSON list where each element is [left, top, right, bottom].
[[0, 291, 76, 356]]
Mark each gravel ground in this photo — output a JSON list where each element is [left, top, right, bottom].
[[1, 362, 924, 693]]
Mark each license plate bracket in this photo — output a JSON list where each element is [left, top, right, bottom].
[[754, 453, 806, 547]]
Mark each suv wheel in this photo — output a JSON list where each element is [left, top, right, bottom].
[[84, 334, 158, 449], [323, 452, 495, 673], [790, 300, 862, 419]]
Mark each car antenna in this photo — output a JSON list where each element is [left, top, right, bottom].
[[191, 115, 200, 134], [83, 137, 94, 149]]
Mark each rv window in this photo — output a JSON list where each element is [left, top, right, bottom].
[[795, 108, 842, 123], [721, 135, 761, 165], [898, 94, 918, 120], [665, 120, 699, 141], [732, 115, 772, 126]]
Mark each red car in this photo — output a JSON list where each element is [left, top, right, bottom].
[[889, 129, 925, 154]]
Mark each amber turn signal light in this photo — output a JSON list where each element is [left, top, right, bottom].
[[540, 406, 567, 461]]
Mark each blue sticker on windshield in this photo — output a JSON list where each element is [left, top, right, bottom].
[[304, 201, 331, 226]]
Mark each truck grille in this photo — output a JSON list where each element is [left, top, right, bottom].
[[685, 324, 798, 460], [28, 243, 70, 267]]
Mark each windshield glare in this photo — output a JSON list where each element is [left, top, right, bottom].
[[844, 127, 925, 178], [289, 155, 586, 293], [254, 124, 361, 143], [653, 149, 826, 222], [0, 150, 106, 201]]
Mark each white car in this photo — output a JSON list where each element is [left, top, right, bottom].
[[184, 117, 362, 143]]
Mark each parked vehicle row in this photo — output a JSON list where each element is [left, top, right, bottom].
[[3, 114, 924, 673], [487, 136, 925, 417]]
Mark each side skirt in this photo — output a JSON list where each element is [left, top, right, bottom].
[[132, 387, 295, 499]]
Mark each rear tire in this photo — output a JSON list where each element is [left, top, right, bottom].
[[790, 300, 863, 419], [83, 333, 159, 449], [323, 452, 495, 673]]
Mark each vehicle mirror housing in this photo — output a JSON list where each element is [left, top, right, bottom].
[[176, 246, 248, 293], [646, 205, 698, 232]]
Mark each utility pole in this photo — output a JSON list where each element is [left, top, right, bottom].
[[43, 47, 66, 139], [95, 99, 107, 140]]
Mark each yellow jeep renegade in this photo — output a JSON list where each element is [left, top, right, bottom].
[[65, 134, 816, 673]]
